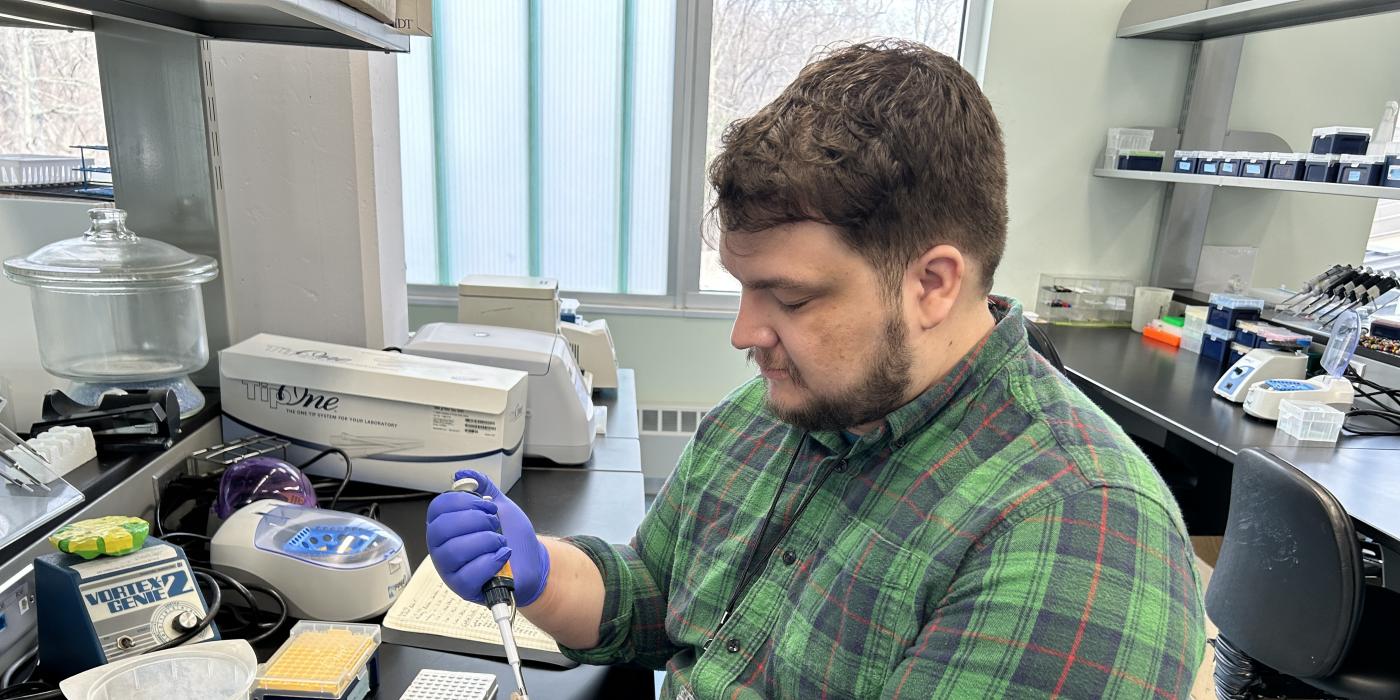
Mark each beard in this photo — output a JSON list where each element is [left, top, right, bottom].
[[748, 311, 913, 432]]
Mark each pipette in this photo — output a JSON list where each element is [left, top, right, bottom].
[[451, 476, 530, 700], [1278, 264, 1346, 307]]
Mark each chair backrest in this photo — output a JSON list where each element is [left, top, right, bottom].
[[1206, 448, 1363, 679], [1024, 319, 1065, 372]]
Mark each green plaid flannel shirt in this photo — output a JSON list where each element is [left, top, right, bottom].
[[560, 298, 1206, 698]]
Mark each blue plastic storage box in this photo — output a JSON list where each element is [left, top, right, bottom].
[[1117, 150, 1165, 172], [1303, 154, 1341, 183], [1311, 126, 1372, 156], [1218, 152, 1245, 177], [1386, 154, 1400, 188], [1239, 153, 1270, 179], [1198, 152, 1224, 175], [1206, 293, 1265, 330], [1339, 155, 1385, 186], [1201, 325, 1236, 373], [1172, 150, 1199, 174], [1268, 153, 1309, 180]]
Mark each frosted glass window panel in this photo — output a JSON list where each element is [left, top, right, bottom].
[[625, 0, 676, 296], [538, 2, 624, 293], [407, 1, 676, 293], [399, 35, 439, 285], [435, 1, 531, 283], [698, 0, 968, 292]]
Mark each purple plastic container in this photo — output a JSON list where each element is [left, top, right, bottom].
[[215, 456, 318, 519]]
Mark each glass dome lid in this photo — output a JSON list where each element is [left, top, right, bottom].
[[2, 207, 218, 291]]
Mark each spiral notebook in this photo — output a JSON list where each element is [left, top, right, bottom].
[[382, 557, 577, 668]]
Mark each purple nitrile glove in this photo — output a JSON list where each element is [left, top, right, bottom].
[[426, 469, 551, 606]]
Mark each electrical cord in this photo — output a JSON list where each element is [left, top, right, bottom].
[[1345, 367, 1400, 437], [0, 649, 36, 689], [309, 488, 433, 504], [298, 448, 352, 510], [192, 567, 288, 644]]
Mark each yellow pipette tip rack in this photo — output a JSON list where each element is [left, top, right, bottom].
[[48, 515, 149, 559], [256, 621, 382, 698]]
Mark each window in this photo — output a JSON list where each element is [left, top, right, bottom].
[[699, 0, 970, 292], [402, 0, 980, 305], [400, 1, 674, 295], [0, 27, 109, 193]]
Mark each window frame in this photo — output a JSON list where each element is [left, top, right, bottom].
[[408, 0, 993, 319]]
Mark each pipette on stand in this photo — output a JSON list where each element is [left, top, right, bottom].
[[452, 475, 531, 700], [1278, 264, 1347, 308]]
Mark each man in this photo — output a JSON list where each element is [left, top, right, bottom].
[[428, 40, 1206, 698]]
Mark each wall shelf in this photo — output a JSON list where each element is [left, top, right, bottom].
[[1119, 0, 1400, 41], [1094, 168, 1400, 200], [0, 0, 408, 52]]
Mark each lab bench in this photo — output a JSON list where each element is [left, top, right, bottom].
[[1041, 325, 1400, 553], [0, 371, 652, 699]]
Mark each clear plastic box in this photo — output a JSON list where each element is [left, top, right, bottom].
[[256, 621, 381, 698], [1277, 400, 1345, 443], [1207, 293, 1266, 311], [1180, 333, 1203, 355], [1036, 274, 1137, 326]]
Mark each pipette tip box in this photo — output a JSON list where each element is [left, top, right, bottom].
[[1339, 155, 1385, 186], [1304, 154, 1342, 183], [254, 621, 381, 699], [1217, 152, 1245, 177], [1311, 126, 1372, 156], [1207, 293, 1264, 330], [1268, 153, 1309, 180], [1116, 150, 1165, 172]]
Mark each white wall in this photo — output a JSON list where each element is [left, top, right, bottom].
[[1204, 14, 1400, 290], [0, 198, 99, 430], [981, 0, 1194, 305], [208, 42, 408, 350]]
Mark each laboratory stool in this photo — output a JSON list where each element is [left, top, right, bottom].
[[1206, 449, 1400, 699]]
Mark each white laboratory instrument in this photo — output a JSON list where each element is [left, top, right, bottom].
[[458, 275, 561, 334], [561, 318, 619, 391], [404, 323, 600, 464], [456, 275, 622, 392], [219, 334, 528, 493], [1244, 311, 1362, 421], [211, 500, 411, 622], [1214, 349, 1307, 403]]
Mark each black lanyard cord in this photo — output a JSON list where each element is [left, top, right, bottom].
[[712, 431, 851, 640]]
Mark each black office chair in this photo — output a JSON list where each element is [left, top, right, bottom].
[[1207, 448, 1400, 699], [1024, 318, 1064, 372]]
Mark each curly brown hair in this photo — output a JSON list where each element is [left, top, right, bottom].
[[709, 39, 1008, 293]]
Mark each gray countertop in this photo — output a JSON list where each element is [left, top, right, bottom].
[[1042, 325, 1400, 547]]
